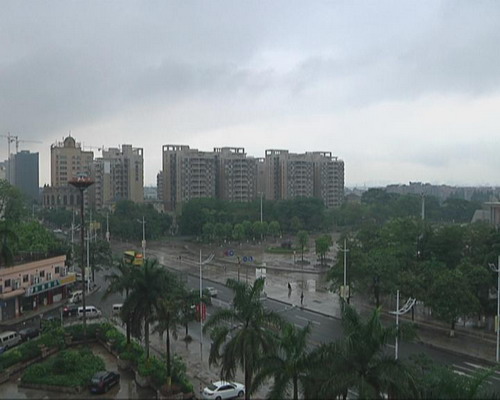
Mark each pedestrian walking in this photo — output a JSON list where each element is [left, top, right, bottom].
[[300, 291, 304, 306]]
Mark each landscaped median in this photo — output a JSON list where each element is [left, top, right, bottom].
[[0, 322, 194, 398]]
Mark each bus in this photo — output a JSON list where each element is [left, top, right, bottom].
[[123, 250, 144, 266]]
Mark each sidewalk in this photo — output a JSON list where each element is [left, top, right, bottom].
[[155, 243, 499, 365]]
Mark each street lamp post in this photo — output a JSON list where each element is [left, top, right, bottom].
[[489, 256, 500, 362], [199, 250, 214, 362], [137, 217, 146, 259], [390, 290, 416, 360], [339, 239, 350, 305], [69, 174, 94, 340]]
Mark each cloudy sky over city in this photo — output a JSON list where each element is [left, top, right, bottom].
[[1, 1, 500, 186]]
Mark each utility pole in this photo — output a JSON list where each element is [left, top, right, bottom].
[[339, 239, 350, 305], [490, 256, 500, 362], [390, 291, 416, 360], [199, 251, 214, 362]]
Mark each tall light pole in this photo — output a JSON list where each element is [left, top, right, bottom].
[[390, 290, 416, 360], [137, 217, 146, 259], [339, 239, 349, 305], [199, 250, 214, 361], [105, 212, 110, 242], [69, 174, 94, 340], [490, 256, 500, 362]]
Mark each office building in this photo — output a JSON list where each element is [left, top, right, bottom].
[[9, 150, 39, 202]]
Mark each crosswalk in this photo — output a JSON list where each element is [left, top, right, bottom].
[[452, 361, 500, 384]]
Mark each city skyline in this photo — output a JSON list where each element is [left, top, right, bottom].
[[2, 1, 500, 187]]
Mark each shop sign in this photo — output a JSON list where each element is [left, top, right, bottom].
[[26, 280, 61, 296]]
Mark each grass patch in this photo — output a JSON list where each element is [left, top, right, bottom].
[[21, 348, 104, 388]]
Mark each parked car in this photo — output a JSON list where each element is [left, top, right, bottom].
[[68, 290, 83, 304], [206, 287, 218, 297], [0, 331, 21, 351], [77, 305, 102, 319], [63, 305, 79, 318], [89, 371, 120, 394], [202, 381, 245, 400], [17, 327, 40, 341]]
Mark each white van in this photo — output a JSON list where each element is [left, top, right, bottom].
[[112, 304, 123, 316], [0, 331, 21, 351], [68, 290, 83, 304], [77, 305, 102, 319]]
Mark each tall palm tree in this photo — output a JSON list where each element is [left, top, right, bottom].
[[252, 323, 313, 400], [309, 304, 417, 399], [155, 279, 184, 388], [103, 259, 135, 344], [0, 221, 18, 267], [203, 277, 285, 400], [122, 258, 168, 358]]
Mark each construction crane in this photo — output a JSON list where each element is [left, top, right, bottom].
[[1, 132, 41, 156]]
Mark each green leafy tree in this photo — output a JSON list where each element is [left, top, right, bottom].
[[0, 221, 18, 267], [202, 222, 214, 242], [123, 259, 168, 358], [232, 224, 245, 243], [0, 180, 26, 223], [103, 260, 136, 344], [296, 231, 308, 263], [203, 278, 285, 400], [306, 305, 417, 399], [427, 269, 480, 336], [214, 222, 225, 242], [253, 323, 313, 400], [155, 273, 185, 387], [315, 235, 332, 267], [268, 221, 280, 239]]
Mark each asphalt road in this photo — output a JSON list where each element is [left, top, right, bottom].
[[48, 256, 500, 395]]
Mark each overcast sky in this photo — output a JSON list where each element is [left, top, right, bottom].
[[2, 1, 500, 187]]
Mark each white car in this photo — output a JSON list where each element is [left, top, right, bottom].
[[202, 381, 245, 400], [206, 287, 218, 297]]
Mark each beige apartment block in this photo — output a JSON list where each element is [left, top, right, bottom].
[[162, 145, 217, 211], [214, 147, 258, 203], [0, 255, 75, 323], [93, 145, 144, 209], [50, 136, 94, 187], [264, 149, 344, 208]]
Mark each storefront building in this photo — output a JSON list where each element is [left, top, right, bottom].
[[0, 255, 76, 322]]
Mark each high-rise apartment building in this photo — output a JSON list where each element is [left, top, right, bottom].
[[215, 147, 258, 203], [50, 136, 94, 187], [162, 145, 217, 211], [263, 150, 344, 207], [161, 145, 344, 211], [92, 145, 144, 209], [9, 150, 39, 201]]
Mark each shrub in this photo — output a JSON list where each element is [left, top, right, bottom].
[[119, 341, 143, 366], [138, 355, 167, 388], [19, 340, 41, 360], [38, 327, 65, 349], [0, 348, 23, 370], [171, 355, 193, 393], [22, 348, 105, 387]]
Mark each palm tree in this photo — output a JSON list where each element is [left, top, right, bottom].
[[154, 272, 185, 387], [203, 278, 285, 400], [252, 323, 313, 400], [103, 259, 135, 344], [122, 258, 168, 358], [309, 304, 417, 399], [0, 221, 18, 267]]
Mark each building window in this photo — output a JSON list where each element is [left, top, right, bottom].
[[23, 274, 29, 283], [4, 279, 10, 288], [39, 270, 45, 278], [55, 266, 60, 274], [47, 273, 52, 280]]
